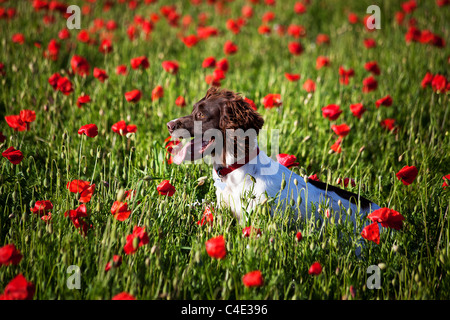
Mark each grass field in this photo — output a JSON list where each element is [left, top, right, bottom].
[[0, 0, 449, 300]]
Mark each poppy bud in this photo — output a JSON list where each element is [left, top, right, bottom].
[[304, 175, 308, 183], [297, 195, 302, 205], [294, 178, 298, 186], [281, 178, 286, 190], [338, 200, 342, 207], [378, 263, 386, 270], [347, 207, 352, 216], [117, 188, 125, 202], [132, 237, 139, 250]]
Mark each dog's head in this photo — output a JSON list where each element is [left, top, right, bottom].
[[167, 87, 264, 165]]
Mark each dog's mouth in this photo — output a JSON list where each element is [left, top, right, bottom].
[[172, 137, 215, 165]]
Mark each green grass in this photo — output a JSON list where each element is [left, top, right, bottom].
[[0, 0, 449, 300]]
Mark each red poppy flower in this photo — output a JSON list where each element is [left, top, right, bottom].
[[44, 39, 60, 61], [112, 292, 135, 300], [152, 85, 164, 101], [442, 174, 450, 189], [242, 5, 253, 18], [289, 0, 306, 13], [78, 124, 98, 138], [336, 177, 356, 188], [262, 11, 275, 23], [105, 255, 122, 272], [396, 165, 418, 185], [116, 65, 128, 76], [303, 79, 316, 92], [56, 76, 73, 95], [30, 200, 53, 219], [361, 221, 380, 245], [0, 244, 22, 266], [242, 226, 262, 237], [197, 26, 219, 39], [287, 24, 306, 38], [277, 153, 299, 168], [2, 147, 23, 165], [99, 38, 113, 54], [262, 94, 282, 109], [368, 207, 405, 230], [316, 56, 330, 69], [58, 28, 70, 40], [64, 204, 90, 235], [224, 40, 238, 55], [205, 235, 227, 259], [258, 24, 271, 35], [309, 262, 322, 275], [0, 274, 35, 300], [0, 63, 5, 77], [197, 206, 214, 226], [316, 34, 330, 45], [48, 72, 61, 90], [376, 95, 393, 108], [157, 180, 176, 196], [431, 74, 448, 92], [285, 73, 300, 82], [330, 137, 343, 153], [295, 231, 303, 242], [162, 60, 179, 75], [402, 0, 417, 13], [175, 96, 186, 107], [364, 61, 381, 75], [5, 115, 27, 131], [182, 34, 199, 48], [380, 118, 397, 132], [111, 201, 132, 221], [242, 270, 264, 287], [350, 103, 366, 119], [112, 120, 137, 136], [77, 94, 91, 108], [244, 97, 257, 111], [308, 174, 320, 181], [67, 180, 95, 203], [331, 124, 350, 137], [362, 76, 378, 93], [71, 55, 90, 76], [216, 58, 229, 72], [93, 68, 108, 82], [130, 56, 150, 70], [421, 72, 434, 88], [12, 33, 25, 44], [202, 56, 216, 69], [363, 38, 376, 48], [226, 19, 241, 34], [77, 29, 90, 43], [124, 89, 142, 103], [348, 13, 358, 24], [322, 104, 342, 121], [288, 41, 303, 55], [123, 226, 149, 255], [339, 66, 355, 85]]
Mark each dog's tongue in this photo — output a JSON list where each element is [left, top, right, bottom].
[[172, 139, 204, 165]]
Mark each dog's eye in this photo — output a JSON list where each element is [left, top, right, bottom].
[[197, 112, 205, 119]]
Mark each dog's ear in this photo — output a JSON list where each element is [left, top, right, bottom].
[[219, 98, 264, 133]]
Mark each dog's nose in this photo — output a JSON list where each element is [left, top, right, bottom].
[[167, 120, 177, 134]]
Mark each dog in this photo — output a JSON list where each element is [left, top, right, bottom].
[[167, 87, 380, 228]]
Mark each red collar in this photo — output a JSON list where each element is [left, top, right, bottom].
[[215, 148, 260, 178]]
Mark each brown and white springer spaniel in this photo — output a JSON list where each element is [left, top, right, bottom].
[[167, 87, 380, 228]]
